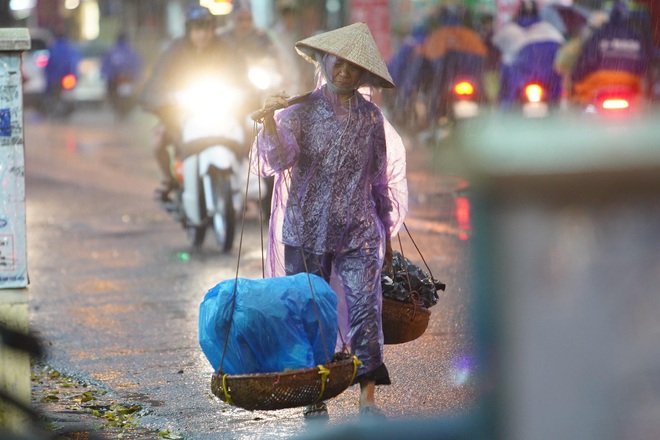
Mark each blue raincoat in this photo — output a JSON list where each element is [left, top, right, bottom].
[[44, 37, 80, 91]]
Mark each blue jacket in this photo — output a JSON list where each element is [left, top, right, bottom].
[[101, 40, 142, 83], [44, 37, 80, 90], [507, 40, 563, 103]]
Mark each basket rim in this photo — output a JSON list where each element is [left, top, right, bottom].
[[214, 353, 358, 380], [382, 296, 432, 314]]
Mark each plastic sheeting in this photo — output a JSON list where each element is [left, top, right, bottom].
[[381, 251, 445, 309], [199, 273, 338, 375]]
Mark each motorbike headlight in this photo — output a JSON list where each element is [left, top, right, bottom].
[[176, 79, 242, 116]]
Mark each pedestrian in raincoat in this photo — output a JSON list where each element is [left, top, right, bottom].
[[251, 22, 408, 421]]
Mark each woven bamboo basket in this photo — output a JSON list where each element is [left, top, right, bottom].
[[210, 353, 360, 411], [382, 297, 431, 345]]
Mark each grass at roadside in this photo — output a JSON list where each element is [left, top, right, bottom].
[[31, 362, 182, 439]]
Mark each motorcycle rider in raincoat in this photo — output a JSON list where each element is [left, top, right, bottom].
[[493, 0, 564, 107], [139, 5, 251, 202], [251, 23, 408, 420], [101, 33, 143, 114], [417, 4, 488, 124], [570, 0, 651, 106], [43, 25, 80, 115]]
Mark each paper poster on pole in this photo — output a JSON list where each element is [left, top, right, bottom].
[[0, 51, 28, 289]]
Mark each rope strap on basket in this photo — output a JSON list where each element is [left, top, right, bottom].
[[349, 356, 361, 384], [314, 356, 361, 403], [314, 365, 330, 402], [221, 374, 232, 405]]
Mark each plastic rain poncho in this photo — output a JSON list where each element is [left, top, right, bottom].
[[251, 84, 408, 378]]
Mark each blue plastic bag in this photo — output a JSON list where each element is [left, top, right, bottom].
[[199, 273, 338, 375]]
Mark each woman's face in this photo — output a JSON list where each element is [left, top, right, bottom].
[[332, 58, 363, 90]]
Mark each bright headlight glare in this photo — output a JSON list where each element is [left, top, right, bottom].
[[248, 67, 271, 91], [177, 80, 241, 115]]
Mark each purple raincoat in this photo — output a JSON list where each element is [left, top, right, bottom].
[[251, 84, 407, 378]]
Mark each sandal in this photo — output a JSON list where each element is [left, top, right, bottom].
[[303, 401, 329, 420], [359, 405, 387, 420]]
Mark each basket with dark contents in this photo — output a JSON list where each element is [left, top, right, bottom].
[[381, 251, 446, 344], [211, 352, 360, 411]]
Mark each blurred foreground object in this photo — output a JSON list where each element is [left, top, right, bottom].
[[460, 110, 660, 440], [296, 110, 660, 439]]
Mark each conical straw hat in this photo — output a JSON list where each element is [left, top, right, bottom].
[[295, 22, 395, 89]]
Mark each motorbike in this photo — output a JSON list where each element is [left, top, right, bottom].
[[107, 73, 137, 119], [42, 73, 77, 118], [419, 74, 484, 144], [161, 77, 265, 252], [505, 41, 563, 118], [397, 51, 486, 144], [446, 76, 482, 121]]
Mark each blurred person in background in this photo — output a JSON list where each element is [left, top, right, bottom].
[[139, 5, 250, 202], [217, 4, 276, 60], [385, 20, 429, 126], [570, 0, 651, 106], [217, 3, 279, 219], [418, 4, 487, 125], [43, 24, 80, 116], [477, 11, 501, 105], [101, 32, 143, 119], [268, 0, 311, 95], [492, 0, 564, 107], [45, 24, 80, 93], [218, 4, 282, 93], [386, 4, 488, 131], [554, 11, 609, 104]]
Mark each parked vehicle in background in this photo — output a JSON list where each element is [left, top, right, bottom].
[[22, 28, 53, 111]]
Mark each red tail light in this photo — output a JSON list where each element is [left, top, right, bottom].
[[61, 74, 76, 90], [454, 81, 474, 97], [592, 87, 635, 113], [524, 83, 544, 103], [35, 54, 49, 68], [455, 196, 471, 241], [601, 98, 629, 110]]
